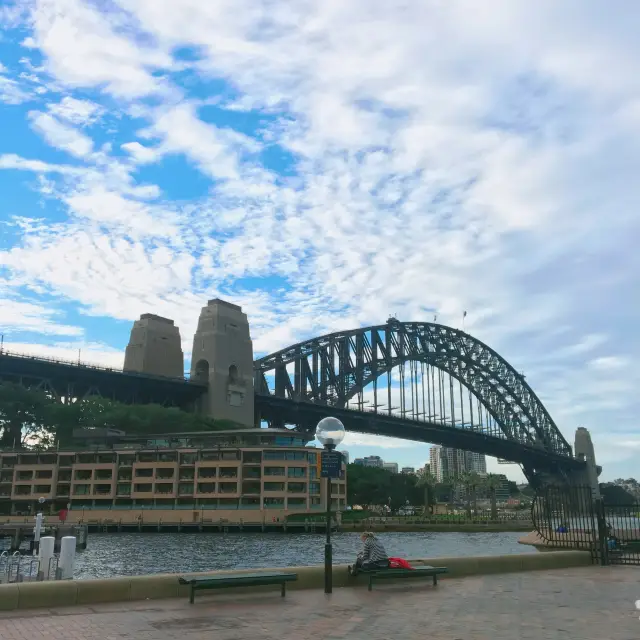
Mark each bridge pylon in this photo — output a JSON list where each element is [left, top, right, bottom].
[[190, 299, 254, 426]]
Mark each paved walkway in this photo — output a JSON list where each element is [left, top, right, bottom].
[[0, 566, 638, 639]]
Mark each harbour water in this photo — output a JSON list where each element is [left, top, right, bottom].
[[73, 531, 536, 580]]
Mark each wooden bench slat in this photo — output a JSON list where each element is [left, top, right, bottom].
[[367, 566, 448, 591], [178, 572, 298, 604]]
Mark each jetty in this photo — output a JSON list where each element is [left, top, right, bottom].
[[0, 523, 88, 552]]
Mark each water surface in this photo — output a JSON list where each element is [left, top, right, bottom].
[[74, 531, 535, 579]]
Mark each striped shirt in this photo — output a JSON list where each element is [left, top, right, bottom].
[[361, 536, 388, 563]]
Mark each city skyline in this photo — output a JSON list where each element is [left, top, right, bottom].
[[1, 3, 638, 482]]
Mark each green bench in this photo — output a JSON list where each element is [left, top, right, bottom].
[[178, 571, 298, 604], [367, 565, 448, 591]]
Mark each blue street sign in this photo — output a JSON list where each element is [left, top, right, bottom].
[[321, 450, 342, 478]]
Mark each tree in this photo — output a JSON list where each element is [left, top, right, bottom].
[[0, 382, 248, 450], [457, 471, 481, 517], [346, 464, 421, 512], [0, 383, 56, 449], [482, 473, 504, 520], [415, 469, 437, 514]]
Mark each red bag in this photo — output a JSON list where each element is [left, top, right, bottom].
[[388, 557, 413, 569]]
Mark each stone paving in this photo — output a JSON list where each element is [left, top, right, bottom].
[[0, 566, 638, 639]]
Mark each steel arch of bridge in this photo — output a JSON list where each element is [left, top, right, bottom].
[[253, 320, 574, 464]]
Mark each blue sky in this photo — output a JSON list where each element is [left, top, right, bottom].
[[1, 1, 639, 483]]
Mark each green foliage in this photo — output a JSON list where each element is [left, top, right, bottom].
[[0, 382, 244, 450], [600, 483, 636, 505], [346, 463, 422, 511]]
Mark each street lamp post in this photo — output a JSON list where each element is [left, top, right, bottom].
[[315, 417, 345, 595]]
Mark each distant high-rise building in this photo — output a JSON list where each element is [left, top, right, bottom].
[[383, 462, 399, 473], [401, 467, 415, 474], [341, 451, 350, 464], [429, 445, 487, 481], [363, 456, 383, 468], [353, 458, 365, 466]]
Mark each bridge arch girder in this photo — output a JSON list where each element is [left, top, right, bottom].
[[254, 321, 573, 458]]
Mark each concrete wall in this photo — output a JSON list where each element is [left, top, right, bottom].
[[0, 551, 592, 612]]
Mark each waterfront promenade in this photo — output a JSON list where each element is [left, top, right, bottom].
[[0, 566, 636, 639]]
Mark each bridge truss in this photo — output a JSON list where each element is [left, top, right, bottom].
[[254, 320, 581, 483]]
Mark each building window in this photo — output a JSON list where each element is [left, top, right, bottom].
[[73, 484, 91, 496], [178, 483, 194, 495], [218, 482, 237, 494], [75, 470, 92, 481], [116, 484, 131, 496], [310, 482, 321, 495], [219, 467, 238, 478], [198, 468, 216, 479], [285, 452, 306, 461], [118, 469, 132, 481], [134, 483, 153, 493], [263, 451, 285, 461], [287, 483, 307, 493], [14, 485, 32, 495], [180, 453, 197, 465], [309, 467, 317, 479], [179, 469, 195, 480], [197, 483, 216, 494], [308, 453, 317, 464], [93, 484, 111, 496], [263, 482, 285, 492], [288, 467, 306, 478], [156, 468, 175, 480], [135, 468, 153, 478], [118, 455, 135, 467], [287, 497, 306, 508], [95, 469, 113, 481], [58, 470, 72, 482], [35, 469, 52, 479], [263, 497, 285, 508], [264, 466, 285, 476], [16, 470, 34, 481]]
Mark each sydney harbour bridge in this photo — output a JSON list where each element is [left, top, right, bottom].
[[0, 298, 597, 489]]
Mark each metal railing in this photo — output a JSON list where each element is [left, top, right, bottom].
[[0, 348, 201, 384], [0, 551, 60, 584]]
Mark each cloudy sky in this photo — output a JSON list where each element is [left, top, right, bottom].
[[0, 1, 638, 482]]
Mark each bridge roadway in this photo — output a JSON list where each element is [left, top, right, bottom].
[[0, 351, 205, 408], [0, 350, 584, 474]]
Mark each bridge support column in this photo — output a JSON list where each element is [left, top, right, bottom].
[[190, 299, 254, 427], [571, 427, 601, 498], [124, 314, 184, 378]]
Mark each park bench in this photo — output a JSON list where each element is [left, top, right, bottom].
[[178, 571, 298, 604], [367, 565, 448, 591]]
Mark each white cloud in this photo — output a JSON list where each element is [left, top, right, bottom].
[[0, 68, 31, 104], [28, 111, 94, 158], [47, 96, 105, 126], [0, 297, 83, 337]]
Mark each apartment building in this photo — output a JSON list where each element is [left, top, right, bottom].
[[0, 429, 347, 523]]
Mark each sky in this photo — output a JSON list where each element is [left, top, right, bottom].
[[0, 1, 638, 484]]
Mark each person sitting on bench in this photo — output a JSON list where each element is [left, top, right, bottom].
[[349, 532, 389, 576]]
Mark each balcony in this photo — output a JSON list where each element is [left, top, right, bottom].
[[218, 482, 238, 494], [219, 468, 238, 479], [93, 484, 112, 496], [241, 482, 261, 495], [155, 483, 175, 495], [197, 483, 216, 495]]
